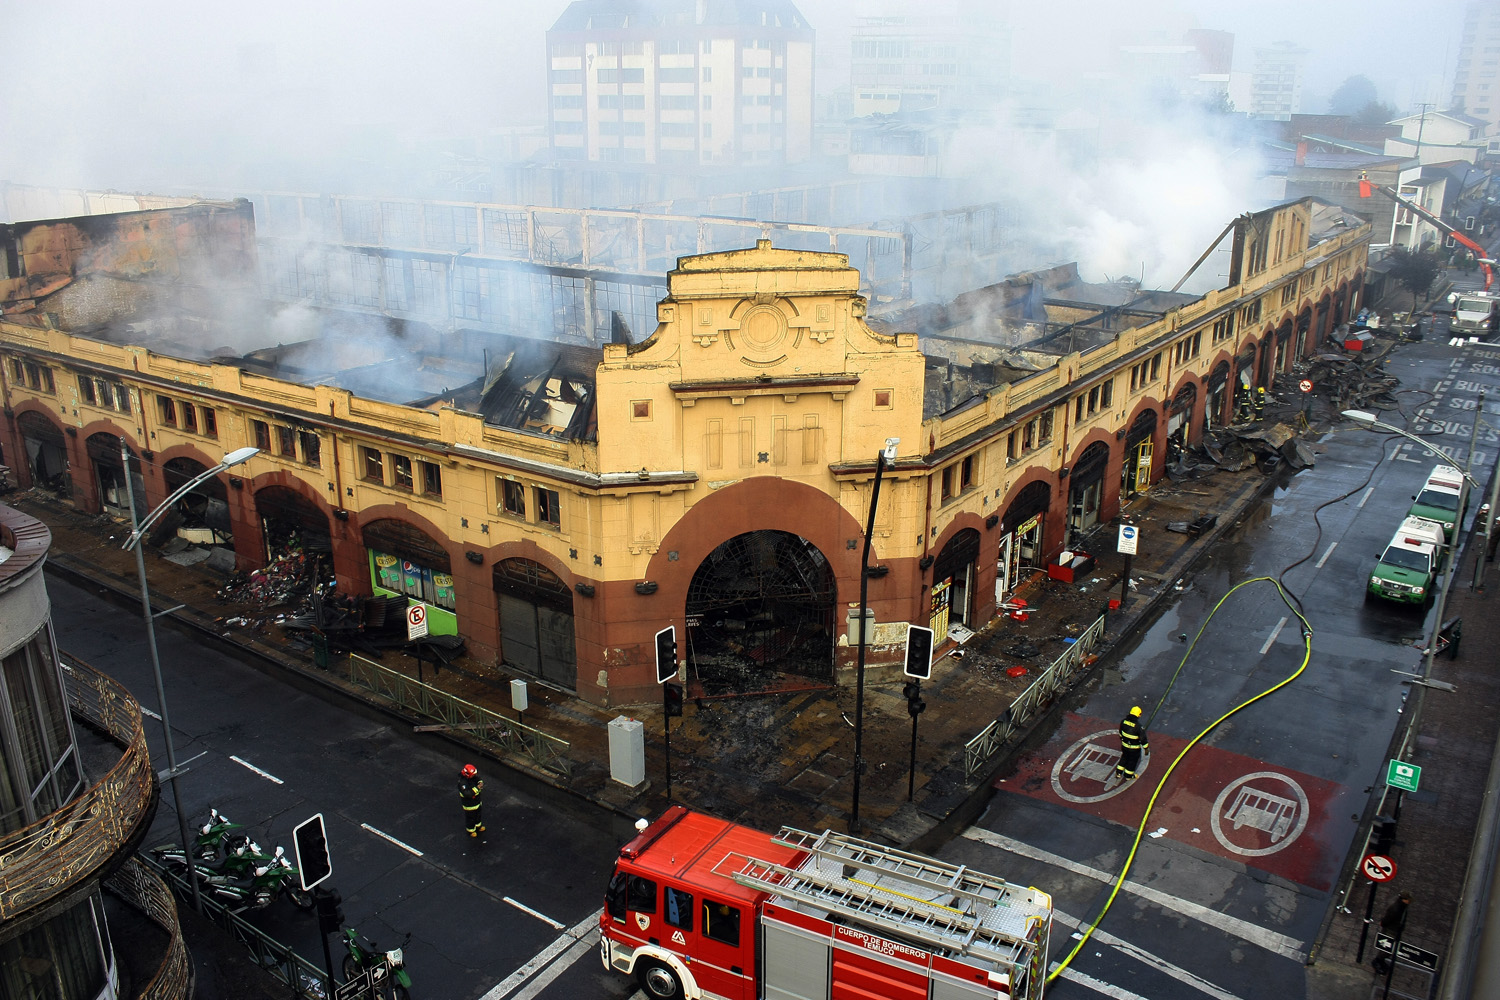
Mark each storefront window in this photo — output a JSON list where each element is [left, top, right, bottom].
[[371, 550, 456, 611]]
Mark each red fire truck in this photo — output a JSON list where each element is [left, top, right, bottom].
[[600, 806, 1053, 999]]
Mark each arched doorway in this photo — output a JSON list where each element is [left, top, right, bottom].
[[1207, 362, 1231, 429], [1168, 383, 1197, 461], [1068, 441, 1110, 540], [494, 558, 576, 690], [86, 432, 143, 520], [1297, 307, 1314, 357], [362, 518, 456, 633], [930, 527, 980, 639], [998, 481, 1050, 601], [160, 457, 233, 546], [684, 530, 836, 694], [255, 485, 334, 592], [16, 411, 68, 493], [1122, 409, 1158, 499]]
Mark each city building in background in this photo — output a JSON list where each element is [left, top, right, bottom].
[[545, 0, 814, 167], [1451, 0, 1500, 131], [848, 1, 1011, 118], [0, 503, 190, 997], [1247, 41, 1308, 120]]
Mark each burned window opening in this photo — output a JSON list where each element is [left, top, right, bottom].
[[685, 530, 836, 695]]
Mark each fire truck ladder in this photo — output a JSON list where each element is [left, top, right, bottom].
[[723, 826, 1045, 969]]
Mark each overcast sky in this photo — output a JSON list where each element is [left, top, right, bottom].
[[0, 0, 1472, 191]]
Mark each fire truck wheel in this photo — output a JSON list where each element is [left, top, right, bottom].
[[637, 959, 683, 998]]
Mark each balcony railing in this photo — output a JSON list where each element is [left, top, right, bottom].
[[0, 658, 155, 920], [105, 856, 192, 1000]]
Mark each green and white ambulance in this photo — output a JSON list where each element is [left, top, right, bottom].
[[1368, 515, 1446, 604], [1408, 465, 1465, 540]]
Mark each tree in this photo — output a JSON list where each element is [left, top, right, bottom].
[[1354, 100, 1398, 126], [1328, 75, 1378, 116], [1386, 245, 1443, 311]]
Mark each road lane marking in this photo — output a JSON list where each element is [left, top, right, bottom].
[[360, 822, 423, 857], [512, 934, 596, 1000], [1259, 617, 1288, 655], [962, 827, 1306, 961], [140, 706, 162, 720], [1315, 542, 1338, 568], [480, 909, 602, 1000], [1053, 966, 1151, 999], [229, 755, 283, 785], [505, 896, 565, 930], [1358, 487, 1374, 508], [1049, 908, 1245, 1000]]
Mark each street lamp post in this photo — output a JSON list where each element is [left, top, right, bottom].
[[1342, 409, 1481, 684], [850, 436, 899, 836], [119, 442, 259, 912]]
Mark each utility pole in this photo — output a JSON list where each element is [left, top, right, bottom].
[[1413, 103, 1433, 163]]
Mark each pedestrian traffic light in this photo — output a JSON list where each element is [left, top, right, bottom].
[[902, 679, 926, 717], [314, 887, 344, 936], [663, 682, 684, 717], [292, 812, 332, 891], [904, 624, 934, 679], [655, 625, 678, 684]]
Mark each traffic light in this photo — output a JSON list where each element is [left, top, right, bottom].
[[1373, 815, 1398, 856], [655, 626, 678, 684], [904, 624, 934, 680], [292, 813, 332, 891], [314, 887, 344, 936], [902, 679, 926, 717], [663, 682, 684, 717]]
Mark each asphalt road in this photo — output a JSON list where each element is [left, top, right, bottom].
[[48, 575, 634, 1000], [935, 335, 1500, 999]]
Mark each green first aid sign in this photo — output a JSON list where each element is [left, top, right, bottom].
[[1387, 760, 1422, 793]]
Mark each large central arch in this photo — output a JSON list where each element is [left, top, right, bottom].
[[685, 529, 837, 694]]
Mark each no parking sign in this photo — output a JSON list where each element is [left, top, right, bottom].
[[406, 603, 429, 640]]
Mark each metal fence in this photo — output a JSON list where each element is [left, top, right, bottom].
[[145, 855, 331, 999], [104, 857, 193, 999], [964, 613, 1108, 781], [346, 654, 573, 779], [0, 658, 155, 920]]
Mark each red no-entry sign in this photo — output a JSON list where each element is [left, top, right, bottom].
[[1362, 853, 1397, 882]]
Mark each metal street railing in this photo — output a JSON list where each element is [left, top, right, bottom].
[[0, 658, 155, 920], [144, 854, 329, 999], [964, 613, 1107, 781], [105, 856, 192, 1000], [346, 654, 573, 779]]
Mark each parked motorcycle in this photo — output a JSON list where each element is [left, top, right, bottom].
[[198, 846, 315, 912], [342, 927, 412, 999], [149, 806, 247, 865]]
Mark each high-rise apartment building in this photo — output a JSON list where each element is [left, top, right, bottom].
[[848, 1, 1010, 117], [546, 0, 814, 167], [1452, 1, 1500, 130], [1249, 41, 1308, 120]]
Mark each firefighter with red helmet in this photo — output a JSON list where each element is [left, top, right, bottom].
[[459, 764, 485, 837]]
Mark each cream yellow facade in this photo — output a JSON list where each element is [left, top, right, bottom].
[[0, 199, 1369, 706]]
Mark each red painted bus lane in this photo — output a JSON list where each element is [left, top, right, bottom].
[[997, 713, 1355, 891]]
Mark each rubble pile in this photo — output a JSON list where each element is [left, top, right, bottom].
[[217, 549, 322, 607]]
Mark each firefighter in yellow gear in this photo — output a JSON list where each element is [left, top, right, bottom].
[[1116, 706, 1149, 781], [459, 763, 485, 837], [1253, 386, 1266, 418]]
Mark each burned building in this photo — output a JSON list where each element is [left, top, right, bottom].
[[0, 198, 1368, 706]]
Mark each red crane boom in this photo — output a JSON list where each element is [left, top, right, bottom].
[[1360, 175, 1493, 291]]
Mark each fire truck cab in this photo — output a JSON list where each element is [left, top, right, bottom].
[[601, 806, 1053, 1000]]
